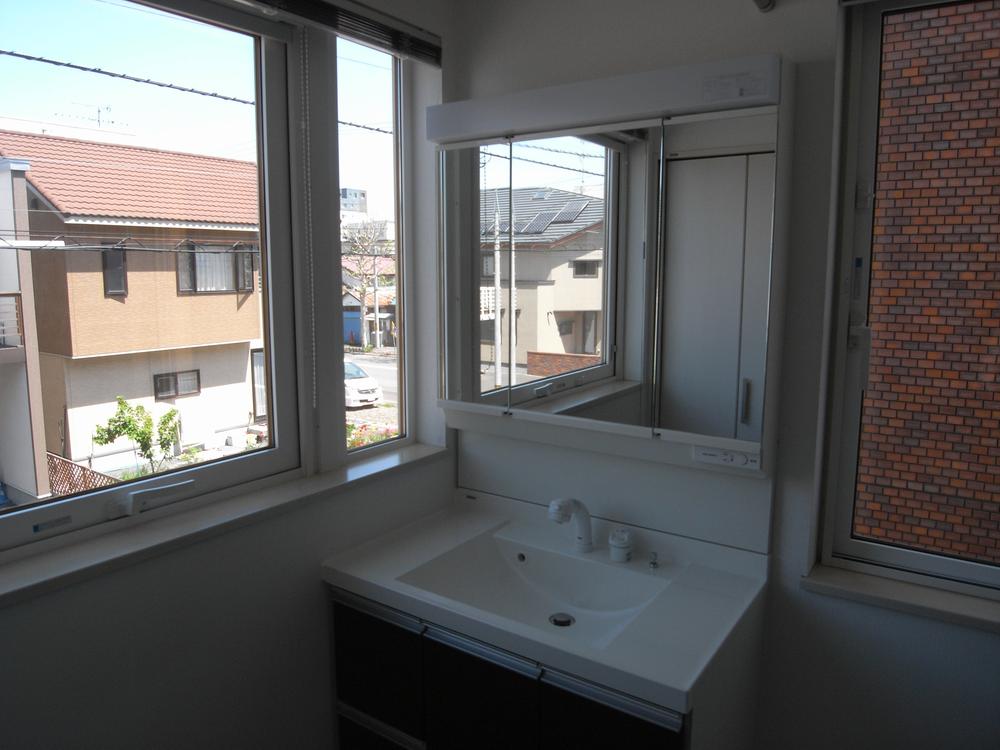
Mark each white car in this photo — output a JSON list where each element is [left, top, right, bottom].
[[344, 361, 383, 408]]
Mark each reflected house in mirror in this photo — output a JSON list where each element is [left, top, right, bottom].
[[0, 129, 267, 500], [478, 187, 605, 388]]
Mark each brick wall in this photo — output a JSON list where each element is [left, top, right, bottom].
[[853, 1, 1000, 564], [526, 351, 601, 377]]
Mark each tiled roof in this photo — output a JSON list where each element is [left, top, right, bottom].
[[0, 129, 258, 225], [479, 187, 604, 246]]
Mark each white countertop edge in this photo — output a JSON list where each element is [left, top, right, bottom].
[[325, 573, 692, 714], [0, 443, 450, 610], [801, 564, 1000, 634]]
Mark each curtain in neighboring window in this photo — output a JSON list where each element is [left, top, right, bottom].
[[251, 350, 267, 419], [195, 252, 235, 291]]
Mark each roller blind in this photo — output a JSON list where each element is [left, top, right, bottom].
[[250, 0, 441, 65]]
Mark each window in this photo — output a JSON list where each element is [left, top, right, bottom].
[[338, 37, 404, 451], [477, 135, 618, 402], [177, 245, 256, 293], [0, 0, 430, 553], [250, 349, 267, 421], [0, 0, 300, 550], [102, 248, 127, 296], [154, 370, 200, 400], [824, 0, 1000, 595]]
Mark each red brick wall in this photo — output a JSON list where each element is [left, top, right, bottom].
[[526, 351, 601, 377], [853, 1, 1000, 564]]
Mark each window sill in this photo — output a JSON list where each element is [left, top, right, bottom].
[[0, 442, 449, 610], [801, 564, 1000, 634]]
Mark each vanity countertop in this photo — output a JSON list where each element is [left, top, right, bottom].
[[321, 492, 766, 714]]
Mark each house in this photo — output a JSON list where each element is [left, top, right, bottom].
[[478, 186, 605, 376], [0, 130, 265, 484], [1, 2, 999, 750]]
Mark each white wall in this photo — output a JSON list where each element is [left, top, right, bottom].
[[443, 2, 1000, 749], [0, 361, 38, 497], [63, 343, 255, 470], [0, 452, 454, 750]]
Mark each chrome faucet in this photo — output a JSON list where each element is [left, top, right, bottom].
[[548, 498, 593, 553]]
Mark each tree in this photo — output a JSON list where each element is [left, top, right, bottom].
[[342, 219, 393, 347], [93, 397, 180, 475]]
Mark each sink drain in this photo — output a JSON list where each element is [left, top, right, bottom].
[[548, 612, 575, 627]]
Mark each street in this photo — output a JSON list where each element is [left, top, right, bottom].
[[346, 351, 399, 404]]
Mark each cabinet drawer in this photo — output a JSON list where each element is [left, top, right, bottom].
[[423, 633, 540, 750], [539, 680, 682, 749], [332, 601, 425, 740]]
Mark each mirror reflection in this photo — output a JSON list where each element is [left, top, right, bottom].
[[441, 110, 778, 446]]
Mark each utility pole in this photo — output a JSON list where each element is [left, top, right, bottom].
[[493, 197, 502, 389]]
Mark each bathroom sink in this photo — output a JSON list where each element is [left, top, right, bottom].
[[396, 522, 668, 649]]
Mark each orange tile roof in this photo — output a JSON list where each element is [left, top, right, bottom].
[[0, 129, 259, 225]]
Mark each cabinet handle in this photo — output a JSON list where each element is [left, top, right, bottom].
[[739, 377, 752, 425], [541, 669, 684, 733], [424, 625, 542, 680], [329, 588, 424, 635]]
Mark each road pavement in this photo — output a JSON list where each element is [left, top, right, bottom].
[[346, 352, 399, 404]]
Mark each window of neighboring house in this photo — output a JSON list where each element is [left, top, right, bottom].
[[482, 254, 494, 276], [236, 251, 254, 292], [154, 370, 200, 400], [823, 0, 1000, 595], [102, 248, 127, 296], [250, 348, 267, 421], [572, 260, 599, 278], [177, 246, 248, 293]]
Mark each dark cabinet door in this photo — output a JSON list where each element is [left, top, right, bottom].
[[539, 681, 683, 750], [332, 601, 425, 740], [423, 633, 540, 750]]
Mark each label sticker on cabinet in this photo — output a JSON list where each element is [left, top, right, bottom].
[[692, 446, 760, 470]]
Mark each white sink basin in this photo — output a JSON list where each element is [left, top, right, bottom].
[[397, 522, 668, 649]]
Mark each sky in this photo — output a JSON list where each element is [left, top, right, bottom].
[[0, 0, 399, 221], [0, 0, 605, 225]]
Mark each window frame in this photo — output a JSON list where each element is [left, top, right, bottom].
[[572, 259, 599, 278], [821, 0, 1000, 598], [177, 244, 255, 295], [0, 0, 303, 554], [475, 142, 624, 408], [102, 247, 128, 297], [0, 0, 426, 557], [154, 369, 201, 400]]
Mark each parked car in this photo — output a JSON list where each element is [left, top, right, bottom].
[[344, 361, 382, 408]]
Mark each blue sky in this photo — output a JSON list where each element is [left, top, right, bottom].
[[0, 0, 399, 220]]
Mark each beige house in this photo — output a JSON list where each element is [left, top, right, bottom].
[[478, 187, 606, 378], [0, 130, 264, 487]]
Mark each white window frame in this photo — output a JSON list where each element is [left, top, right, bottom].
[[473, 141, 624, 408], [821, 0, 1000, 598], [0, 0, 419, 554]]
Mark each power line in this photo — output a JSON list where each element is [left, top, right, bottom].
[[519, 143, 604, 159], [481, 148, 605, 178], [338, 120, 392, 135], [0, 49, 256, 106], [2, 50, 393, 137]]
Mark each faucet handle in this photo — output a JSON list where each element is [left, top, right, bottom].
[[648, 551, 659, 569]]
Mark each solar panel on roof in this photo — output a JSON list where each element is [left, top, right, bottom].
[[513, 219, 530, 234], [520, 210, 559, 234], [552, 199, 589, 223]]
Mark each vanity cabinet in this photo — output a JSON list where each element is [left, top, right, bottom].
[[330, 594, 684, 750]]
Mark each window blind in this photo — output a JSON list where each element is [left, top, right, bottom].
[[250, 0, 441, 65]]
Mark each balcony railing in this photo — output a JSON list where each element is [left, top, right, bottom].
[[0, 293, 22, 348]]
